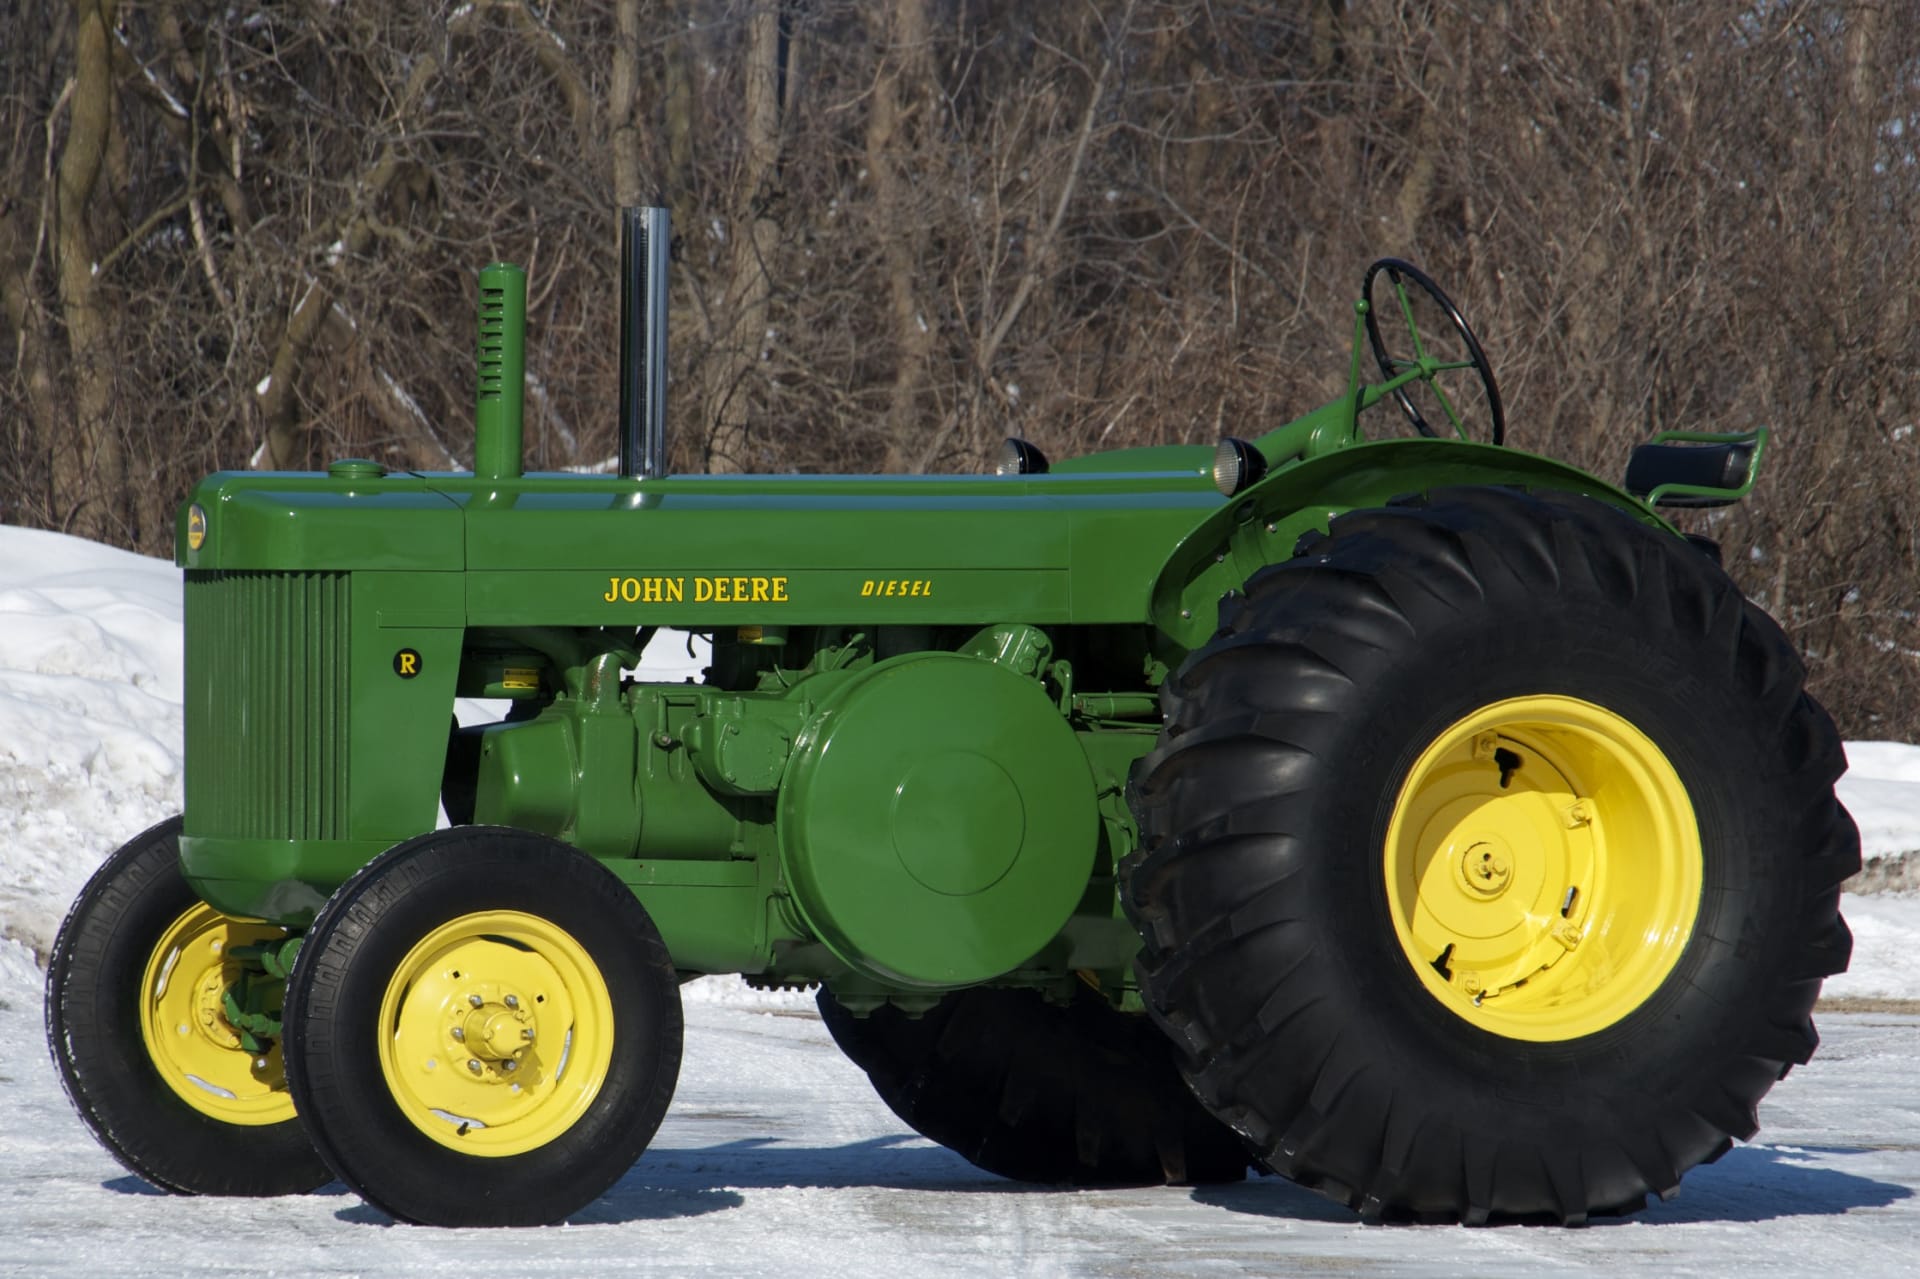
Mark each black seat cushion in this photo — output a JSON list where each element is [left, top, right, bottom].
[[1622, 439, 1755, 507]]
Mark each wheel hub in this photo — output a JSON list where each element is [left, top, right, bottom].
[[379, 911, 613, 1156], [1383, 696, 1703, 1041], [449, 986, 537, 1071], [1456, 840, 1513, 897], [139, 904, 296, 1125], [1401, 750, 1597, 1002], [191, 958, 245, 1050]]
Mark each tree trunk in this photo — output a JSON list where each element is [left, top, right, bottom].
[[869, 0, 935, 471], [53, 0, 125, 539], [611, 0, 646, 209], [0, 200, 60, 526], [704, 0, 784, 474]]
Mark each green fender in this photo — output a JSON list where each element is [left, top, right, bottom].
[[1147, 438, 1676, 651]]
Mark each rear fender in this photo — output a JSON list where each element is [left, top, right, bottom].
[[1147, 438, 1673, 653]]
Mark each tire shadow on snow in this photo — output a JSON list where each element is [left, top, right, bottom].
[[1189, 1145, 1911, 1227], [608, 1134, 1027, 1197], [101, 1175, 356, 1198], [331, 1133, 1133, 1229], [1187, 1178, 1381, 1225], [1629, 1145, 1913, 1226], [331, 1187, 747, 1228], [100, 1176, 170, 1197], [594, 1131, 1261, 1220]]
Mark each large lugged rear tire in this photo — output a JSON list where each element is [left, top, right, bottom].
[[44, 816, 331, 1196], [1124, 488, 1858, 1224], [818, 983, 1249, 1185], [283, 827, 683, 1226]]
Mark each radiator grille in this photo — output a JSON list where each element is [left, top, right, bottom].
[[184, 571, 351, 839]]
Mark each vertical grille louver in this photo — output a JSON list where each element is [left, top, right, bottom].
[[184, 571, 351, 839]]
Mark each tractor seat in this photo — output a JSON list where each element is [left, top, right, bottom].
[[1621, 431, 1764, 508]]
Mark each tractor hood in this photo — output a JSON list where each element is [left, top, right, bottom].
[[177, 453, 1225, 626], [176, 469, 466, 572]]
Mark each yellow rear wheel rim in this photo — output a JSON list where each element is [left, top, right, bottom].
[[138, 904, 297, 1126], [1383, 695, 1703, 1041], [377, 911, 615, 1157]]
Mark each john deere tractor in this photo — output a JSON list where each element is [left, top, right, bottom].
[[47, 209, 1856, 1228]]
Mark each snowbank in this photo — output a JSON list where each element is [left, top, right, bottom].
[[0, 528, 185, 960], [1836, 742, 1920, 892]]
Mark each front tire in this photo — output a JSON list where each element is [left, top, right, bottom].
[[44, 816, 331, 1196], [1125, 488, 1857, 1223], [282, 827, 683, 1226]]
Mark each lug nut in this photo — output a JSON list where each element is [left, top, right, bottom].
[[468, 994, 484, 1008], [503, 1059, 518, 1073], [522, 1028, 535, 1041], [467, 1059, 482, 1074], [504, 995, 518, 1010], [451, 1026, 465, 1042]]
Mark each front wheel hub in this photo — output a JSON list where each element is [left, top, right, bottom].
[[450, 987, 536, 1067], [379, 910, 614, 1155], [138, 904, 297, 1124]]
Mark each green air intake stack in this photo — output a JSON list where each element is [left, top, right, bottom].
[[475, 261, 527, 480]]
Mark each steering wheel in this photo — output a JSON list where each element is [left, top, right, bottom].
[[1362, 258, 1505, 446]]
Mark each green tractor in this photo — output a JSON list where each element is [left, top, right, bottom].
[[46, 209, 1856, 1228]]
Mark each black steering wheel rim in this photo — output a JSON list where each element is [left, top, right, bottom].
[[1362, 258, 1505, 446]]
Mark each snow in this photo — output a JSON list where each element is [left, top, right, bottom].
[[2, 525, 1918, 1271], [0, 529, 184, 963], [3, 945, 1918, 1274], [1826, 894, 1920, 1002]]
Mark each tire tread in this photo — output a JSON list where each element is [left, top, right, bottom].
[[1123, 487, 1858, 1224]]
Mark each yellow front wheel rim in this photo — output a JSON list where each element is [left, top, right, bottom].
[[1383, 695, 1703, 1041], [377, 911, 616, 1157], [138, 904, 298, 1125]]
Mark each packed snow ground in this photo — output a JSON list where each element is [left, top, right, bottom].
[[2, 527, 1917, 1275]]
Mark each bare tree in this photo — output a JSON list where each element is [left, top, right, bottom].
[[3, 0, 1916, 735], [703, 0, 790, 472]]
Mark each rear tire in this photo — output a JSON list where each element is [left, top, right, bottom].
[[818, 984, 1250, 1186], [1125, 488, 1857, 1223], [283, 827, 683, 1226], [44, 816, 330, 1196]]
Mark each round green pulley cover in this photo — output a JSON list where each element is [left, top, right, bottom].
[[777, 653, 1098, 988]]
